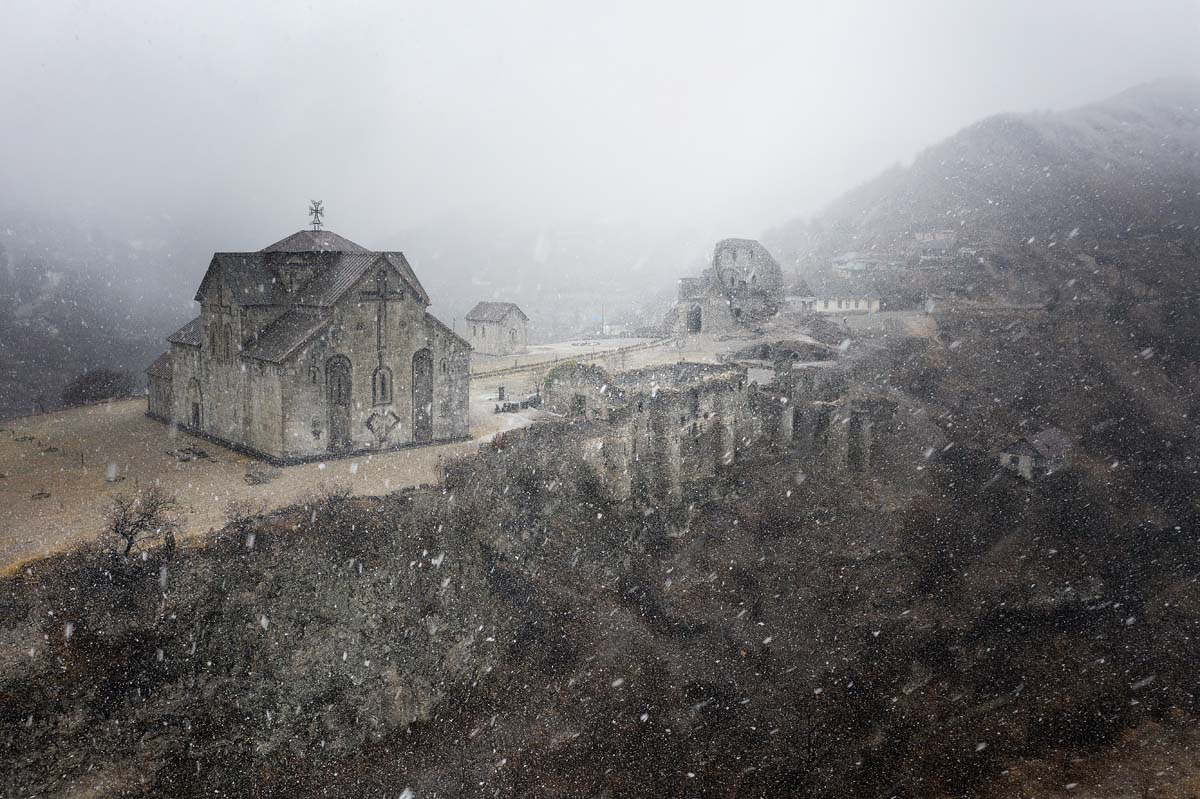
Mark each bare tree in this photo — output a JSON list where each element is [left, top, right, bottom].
[[105, 485, 180, 556]]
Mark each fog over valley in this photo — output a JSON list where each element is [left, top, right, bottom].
[[2, 1, 1196, 339], [4, 4, 1200, 798]]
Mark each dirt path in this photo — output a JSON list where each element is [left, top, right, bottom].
[[0, 397, 534, 572]]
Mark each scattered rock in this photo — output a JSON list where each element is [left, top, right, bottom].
[[168, 445, 209, 462], [244, 465, 282, 485]]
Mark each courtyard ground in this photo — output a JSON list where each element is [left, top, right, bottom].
[[0, 384, 533, 572]]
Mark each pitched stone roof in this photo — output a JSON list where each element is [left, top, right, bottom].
[[193, 246, 430, 308], [465, 301, 528, 323], [295, 252, 430, 307], [202, 253, 280, 306], [425, 312, 472, 351], [167, 316, 204, 347], [1030, 427, 1072, 460], [146, 351, 172, 378], [260, 229, 369, 253], [241, 308, 331, 364]]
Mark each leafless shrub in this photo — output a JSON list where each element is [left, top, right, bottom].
[[224, 498, 264, 533], [313, 480, 353, 508], [105, 485, 180, 556]]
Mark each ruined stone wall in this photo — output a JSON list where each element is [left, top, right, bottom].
[[542, 363, 617, 421], [770, 356, 898, 478], [547, 364, 752, 506], [537, 355, 905, 503], [670, 291, 739, 338]]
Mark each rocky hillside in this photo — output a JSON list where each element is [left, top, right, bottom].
[[2, 378, 1198, 797], [0, 220, 183, 418]]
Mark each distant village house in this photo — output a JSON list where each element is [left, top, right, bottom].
[[998, 427, 1072, 480], [788, 278, 881, 315]]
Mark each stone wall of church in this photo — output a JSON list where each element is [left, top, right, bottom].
[[147, 375, 172, 420], [278, 285, 469, 460], [164, 339, 286, 458]]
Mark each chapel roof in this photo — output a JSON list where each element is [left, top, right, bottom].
[[465, 301, 528, 323]]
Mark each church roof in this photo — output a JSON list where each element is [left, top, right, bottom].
[[207, 253, 281, 306], [465, 301, 528, 323], [167, 316, 204, 347], [241, 308, 331, 364], [194, 246, 430, 308], [261, 229, 369, 253], [296, 252, 430, 307], [426, 311, 472, 351], [146, 351, 173, 378]]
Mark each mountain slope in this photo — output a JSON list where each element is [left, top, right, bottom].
[[768, 78, 1200, 261]]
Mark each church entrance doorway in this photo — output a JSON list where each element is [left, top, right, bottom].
[[686, 304, 702, 333], [412, 348, 433, 444], [326, 355, 353, 452]]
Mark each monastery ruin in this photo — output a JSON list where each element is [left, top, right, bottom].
[[671, 238, 785, 336]]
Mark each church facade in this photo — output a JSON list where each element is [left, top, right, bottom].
[[147, 228, 471, 463]]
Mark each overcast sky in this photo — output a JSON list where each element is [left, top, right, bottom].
[[1, 0, 1198, 251]]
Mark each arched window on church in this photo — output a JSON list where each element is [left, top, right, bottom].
[[223, 324, 233, 360], [209, 325, 218, 355], [372, 366, 393, 406], [440, 359, 448, 375], [509, 328, 517, 343]]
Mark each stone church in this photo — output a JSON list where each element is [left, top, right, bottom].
[[671, 238, 784, 336], [147, 226, 471, 463]]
